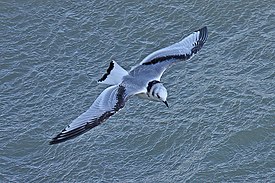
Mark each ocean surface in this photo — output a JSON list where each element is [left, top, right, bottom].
[[1, 0, 274, 182]]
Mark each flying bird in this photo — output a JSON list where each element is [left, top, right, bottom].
[[50, 27, 208, 144]]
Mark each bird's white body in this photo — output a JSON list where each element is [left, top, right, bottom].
[[50, 27, 208, 144]]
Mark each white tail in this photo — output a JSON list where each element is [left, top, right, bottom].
[[98, 61, 128, 85]]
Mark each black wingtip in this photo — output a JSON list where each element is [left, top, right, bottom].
[[49, 140, 57, 145], [49, 125, 90, 145], [191, 26, 208, 54], [197, 26, 208, 44]]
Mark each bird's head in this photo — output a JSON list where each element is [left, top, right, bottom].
[[148, 81, 169, 107]]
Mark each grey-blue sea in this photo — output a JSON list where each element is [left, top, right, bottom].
[[1, 0, 274, 182]]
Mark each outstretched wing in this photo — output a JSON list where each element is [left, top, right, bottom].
[[49, 85, 128, 145], [138, 27, 208, 80]]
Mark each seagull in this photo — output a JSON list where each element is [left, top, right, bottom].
[[49, 27, 208, 145]]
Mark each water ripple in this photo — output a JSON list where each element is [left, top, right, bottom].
[[1, 0, 274, 182]]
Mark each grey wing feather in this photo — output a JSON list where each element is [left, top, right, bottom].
[[49, 85, 128, 144], [138, 27, 208, 79]]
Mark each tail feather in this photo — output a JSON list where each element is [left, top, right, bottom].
[[98, 61, 128, 85]]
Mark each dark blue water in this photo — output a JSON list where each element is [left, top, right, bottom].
[[1, 0, 274, 182]]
